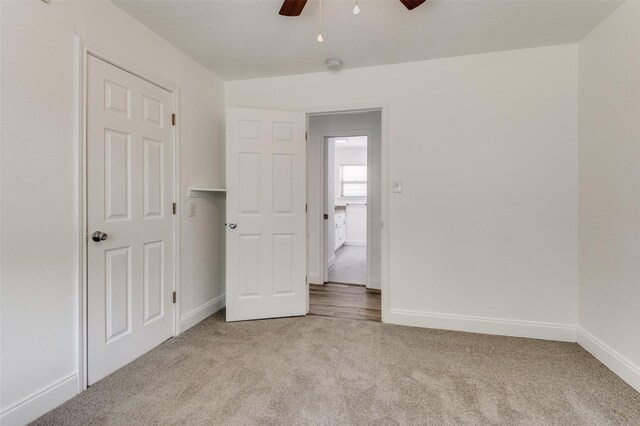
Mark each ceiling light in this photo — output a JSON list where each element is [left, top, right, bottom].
[[353, 2, 360, 14], [317, 0, 324, 43], [335, 139, 348, 144]]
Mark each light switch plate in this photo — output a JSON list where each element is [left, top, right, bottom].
[[188, 200, 196, 217], [393, 180, 403, 193]]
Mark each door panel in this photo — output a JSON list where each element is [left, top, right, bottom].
[[105, 246, 131, 342], [143, 138, 163, 217], [104, 79, 130, 116], [273, 154, 294, 214], [273, 234, 295, 295], [238, 235, 261, 298], [226, 108, 306, 321], [238, 153, 261, 214], [143, 241, 164, 323], [87, 55, 174, 385], [104, 129, 131, 220]]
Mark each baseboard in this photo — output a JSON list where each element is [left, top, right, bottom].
[[180, 294, 225, 332], [577, 327, 640, 393], [386, 308, 576, 342], [328, 255, 336, 268], [0, 372, 78, 426], [344, 240, 366, 246], [366, 277, 381, 290]]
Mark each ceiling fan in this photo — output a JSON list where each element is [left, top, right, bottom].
[[279, 0, 426, 16]]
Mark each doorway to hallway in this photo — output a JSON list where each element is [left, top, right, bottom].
[[327, 135, 368, 286], [306, 110, 382, 321]]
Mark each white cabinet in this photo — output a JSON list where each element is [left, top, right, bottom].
[[335, 211, 346, 250], [346, 204, 367, 246]]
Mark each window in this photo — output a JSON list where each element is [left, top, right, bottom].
[[340, 165, 367, 197]]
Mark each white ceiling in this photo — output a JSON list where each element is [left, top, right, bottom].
[[333, 136, 368, 148], [114, 0, 621, 80]]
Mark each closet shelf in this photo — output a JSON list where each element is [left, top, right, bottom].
[[188, 187, 227, 197]]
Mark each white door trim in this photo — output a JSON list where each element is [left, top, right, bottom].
[[305, 101, 390, 322], [75, 37, 181, 392]]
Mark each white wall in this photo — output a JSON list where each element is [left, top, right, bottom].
[[307, 112, 382, 288], [0, 1, 225, 423], [577, 0, 640, 392], [227, 44, 579, 339]]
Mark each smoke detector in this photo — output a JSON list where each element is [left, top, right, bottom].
[[325, 58, 343, 72]]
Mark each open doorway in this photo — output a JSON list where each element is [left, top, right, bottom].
[[306, 111, 382, 322], [327, 136, 368, 285]]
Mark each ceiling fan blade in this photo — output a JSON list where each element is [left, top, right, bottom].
[[398, 0, 426, 10], [279, 0, 308, 16]]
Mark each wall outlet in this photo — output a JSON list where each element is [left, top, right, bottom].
[[188, 200, 196, 217], [393, 180, 403, 193]]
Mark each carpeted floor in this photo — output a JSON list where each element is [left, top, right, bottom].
[[33, 312, 640, 425]]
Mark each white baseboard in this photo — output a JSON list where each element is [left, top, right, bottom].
[[180, 294, 225, 332], [0, 372, 78, 426], [577, 327, 640, 393], [386, 308, 576, 342], [328, 255, 336, 268], [367, 277, 381, 290], [344, 240, 366, 246]]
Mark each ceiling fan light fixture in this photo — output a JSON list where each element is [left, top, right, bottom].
[[353, 2, 360, 14], [316, 0, 325, 42], [326, 58, 343, 71]]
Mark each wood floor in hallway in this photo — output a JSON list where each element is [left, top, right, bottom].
[[309, 283, 381, 322]]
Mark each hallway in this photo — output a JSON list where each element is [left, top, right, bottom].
[[309, 283, 381, 322], [328, 245, 367, 285]]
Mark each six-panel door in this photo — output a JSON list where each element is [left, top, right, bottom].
[[226, 108, 307, 321], [87, 55, 174, 385]]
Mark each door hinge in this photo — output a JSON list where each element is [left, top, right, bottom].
[[172, 202, 176, 215], [172, 114, 176, 126], [305, 203, 308, 213], [172, 291, 177, 304], [305, 131, 308, 141]]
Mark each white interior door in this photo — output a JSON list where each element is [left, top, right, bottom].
[[226, 107, 307, 321], [87, 55, 174, 385]]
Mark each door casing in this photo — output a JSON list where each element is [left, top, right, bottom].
[[76, 38, 181, 391]]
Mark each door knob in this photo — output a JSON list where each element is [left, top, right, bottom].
[[228, 222, 237, 229], [91, 231, 109, 242]]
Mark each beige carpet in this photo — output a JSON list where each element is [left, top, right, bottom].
[[34, 312, 640, 425]]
